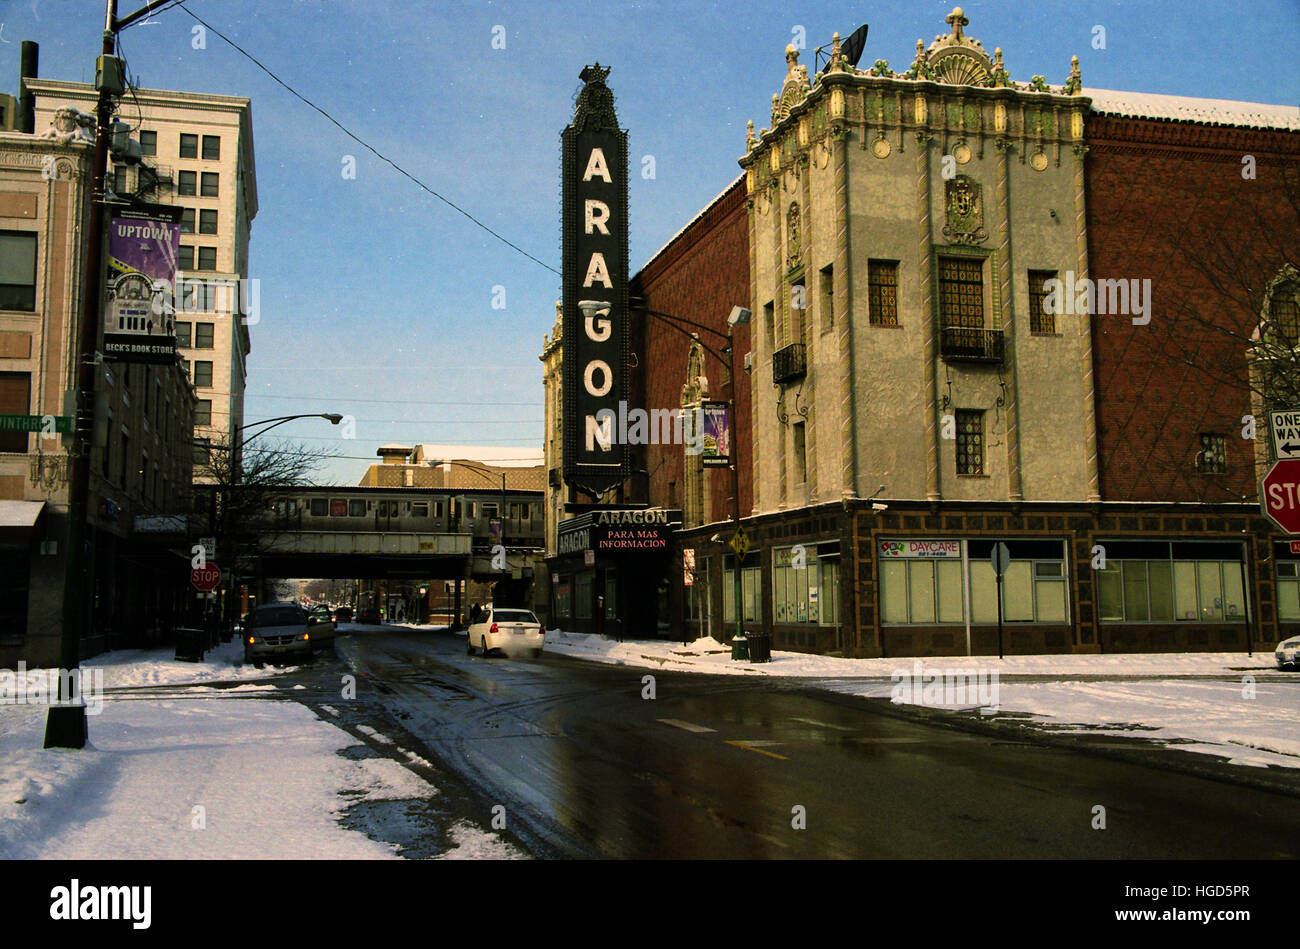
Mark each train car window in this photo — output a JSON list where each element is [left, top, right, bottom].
[[349, 500, 365, 517], [434, 501, 444, 518], [309, 498, 328, 517], [413, 502, 429, 517]]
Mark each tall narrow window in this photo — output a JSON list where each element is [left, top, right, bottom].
[[177, 246, 194, 270], [139, 130, 156, 156], [177, 170, 196, 195], [199, 209, 218, 234], [200, 172, 219, 197], [195, 323, 214, 348], [179, 208, 195, 234], [790, 279, 806, 344], [868, 260, 899, 326], [175, 322, 191, 348], [819, 264, 834, 333], [793, 421, 807, 484], [939, 257, 984, 329], [197, 247, 217, 270], [193, 361, 213, 387], [956, 409, 984, 475], [201, 135, 220, 160], [0, 372, 31, 452], [195, 400, 212, 426], [179, 133, 198, 158], [1028, 270, 1057, 334], [763, 300, 775, 353], [1273, 291, 1300, 344]]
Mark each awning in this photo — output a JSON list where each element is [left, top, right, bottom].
[[0, 500, 47, 539]]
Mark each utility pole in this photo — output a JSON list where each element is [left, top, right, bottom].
[[44, 0, 205, 749], [43, 4, 117, 749]]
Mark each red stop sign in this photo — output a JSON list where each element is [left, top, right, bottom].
[[191, 563, 222, 592], [1261, 460, 1300, 534]]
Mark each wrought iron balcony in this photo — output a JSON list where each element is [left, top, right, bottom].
[[940, 326, 1004, 364], [772, 342, 807, 385]]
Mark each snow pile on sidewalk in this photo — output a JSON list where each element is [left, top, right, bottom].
[[0, 650, 523, 859], [543, 629, 1300, 770]]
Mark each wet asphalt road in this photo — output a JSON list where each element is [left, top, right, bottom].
[[333, 625, 1300, 859]]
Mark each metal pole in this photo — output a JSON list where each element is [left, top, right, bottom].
[[45, 4, 117, 749], [728, 323, 746, 661]]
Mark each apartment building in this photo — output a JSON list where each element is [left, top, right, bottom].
[[1, 115, 195, 667], [28, 79, 257, 480]]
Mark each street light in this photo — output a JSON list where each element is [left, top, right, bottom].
[[216, 412, 342, 633]]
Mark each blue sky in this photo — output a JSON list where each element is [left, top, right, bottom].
[[2, 0, 1297, 484]]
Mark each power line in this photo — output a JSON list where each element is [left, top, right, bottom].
[[172, 0, 560, 276], [246, 394, 540, 406]]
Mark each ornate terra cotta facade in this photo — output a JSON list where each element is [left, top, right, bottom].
[[652, 8, 1299, 658]]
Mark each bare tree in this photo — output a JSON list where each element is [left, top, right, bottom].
[[192, 438, 340, 626]]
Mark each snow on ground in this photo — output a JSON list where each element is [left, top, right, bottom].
[[0, 644, 524, 859], [542, 629, 1300, 769]]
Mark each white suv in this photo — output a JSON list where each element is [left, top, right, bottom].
[[468, 607, 544, 658]]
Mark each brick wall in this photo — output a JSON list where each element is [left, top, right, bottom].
[[630, 178, 750, 519], [1085, 116, 1300, 502]]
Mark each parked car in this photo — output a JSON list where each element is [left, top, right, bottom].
[[307, 605, 338, 652], [1276, 634, 1300, 670], [467, 606, 544, 658], [334, 607, 354, 622], [357, 606, 381, 624], [243, 603, 317, 666]]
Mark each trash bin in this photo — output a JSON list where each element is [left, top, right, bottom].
[[174, 627, 205, 662], [730, 634, 749, 661], [746, 631, 771, 663]]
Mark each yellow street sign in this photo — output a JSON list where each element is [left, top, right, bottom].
[[730, 526, 750, 560]]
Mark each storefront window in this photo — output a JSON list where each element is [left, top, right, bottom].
[[1277, 561, 1300, 620], [575, 572, 593, 619], [772, 545, 839, 625], [881, 538, 1068, 625], [1095, 541, 1247, 622], [555, 580, 572, 619], [724, 554, 760, 623]]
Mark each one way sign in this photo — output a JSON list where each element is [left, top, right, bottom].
[[1271, 410, 1300, 459]]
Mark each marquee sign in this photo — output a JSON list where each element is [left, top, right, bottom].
[[561, 63, 629, 496], [558, 509, 682, 556]]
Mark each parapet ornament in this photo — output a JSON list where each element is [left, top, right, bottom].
[[39, 107, 95, 146]]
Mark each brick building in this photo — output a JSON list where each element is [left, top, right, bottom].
[[551, 8, 1299, 657]]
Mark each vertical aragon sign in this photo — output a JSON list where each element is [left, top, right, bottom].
[[561, 62, 628, 496]]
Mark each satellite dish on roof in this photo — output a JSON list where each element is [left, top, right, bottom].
[[814, 23, 870, 75], [841, 24, 869, 68]]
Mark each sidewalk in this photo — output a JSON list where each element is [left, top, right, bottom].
[[0, 639, 523, 860]]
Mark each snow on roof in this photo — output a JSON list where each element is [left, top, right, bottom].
[[636, 173, 745, 277], [414, 444, 543, 467], [1085, 88, 1300, 131]]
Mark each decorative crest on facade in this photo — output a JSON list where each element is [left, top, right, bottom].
[[942, 174, 988, 244], [572, 62, 618, 133]]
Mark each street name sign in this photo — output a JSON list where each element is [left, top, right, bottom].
[[0, 414, 72, 434], [1270, 409, 1300, 459], [1261, 459, 1300, 534]]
